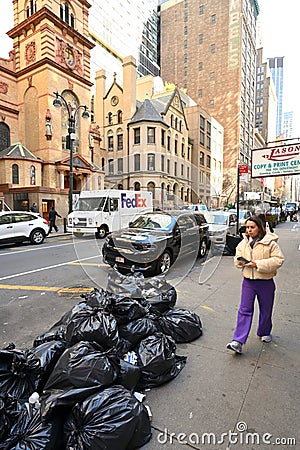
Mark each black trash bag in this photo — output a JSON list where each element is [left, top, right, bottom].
[[158, 308, 203, 343], [44, 341, 118, 391], [116, 359, 141, 391], [33, 326, 66, 347], [140, 276, 177, 314], [109, 296, 149, 325], [64, 385, 152, 450], [135, 332, 187, 389], [30, 340, 67, 391], [81, 287, 112, 310], [40, 385, 102, 420], [0, 402, 63, 450], [118, 316, 159, 349], [0, 393, 22, 442], [66, 307, 119, 350], [106, 265, 145, 298], [224, 234, 243, 256], [0, 346, 40, 401]]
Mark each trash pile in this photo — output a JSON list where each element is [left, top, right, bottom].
[[0, 267, 203, 449]]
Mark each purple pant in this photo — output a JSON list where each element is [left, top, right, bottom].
[[233, 278, 276, 344]]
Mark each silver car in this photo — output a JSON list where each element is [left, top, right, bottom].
[[207, 211, 237, 253], [0, 211, 50, 245]]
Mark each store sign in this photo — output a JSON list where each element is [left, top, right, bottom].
[[251, 143, 300, 178]]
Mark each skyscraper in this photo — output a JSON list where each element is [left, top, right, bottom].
[[268, 57, 284, 138], [88, 0, 160, 86], [160, 0, 259, 177]]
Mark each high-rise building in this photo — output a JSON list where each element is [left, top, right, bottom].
[[283, 111, 294, 139], [255, 48, 277, 144], [88, 0, 160, 87], [268, 57, 284, 138], [159, 0, 259, 179]]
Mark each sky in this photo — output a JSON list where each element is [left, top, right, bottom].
[[0, 0, 299, 135]]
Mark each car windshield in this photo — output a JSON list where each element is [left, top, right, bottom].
[[212, 214, 228, 225], [77, 197, 108, 211], [130, 214, 173, 231]]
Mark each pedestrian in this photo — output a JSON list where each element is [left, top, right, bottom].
[[227, 215, 284, 354], [48, 206, 62, 233], [30, 202, 38, 213]]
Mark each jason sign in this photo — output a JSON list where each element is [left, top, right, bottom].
[[251, 143, 300, 178]]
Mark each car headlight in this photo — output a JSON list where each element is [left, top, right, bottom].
[[132, 242, 152, 251]]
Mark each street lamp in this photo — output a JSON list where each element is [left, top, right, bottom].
[[53, 91, 89, 214]]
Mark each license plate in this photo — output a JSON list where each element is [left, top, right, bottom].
[[76, 229, 81, 232], [115, 256, 125, 263]]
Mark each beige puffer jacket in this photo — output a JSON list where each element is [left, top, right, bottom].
[[234, 232, 284, 280]]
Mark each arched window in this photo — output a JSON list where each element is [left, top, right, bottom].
[[175, 117, 178, 129], [117, 110, 123, 124], [0, 122, 11, 151], [134, 181, 141, 191], [107, 130, 114, 151], [60, 2, 75, 28], [30, 166, 36, 185], [147, 181, 155, 199], [26, 0, 37, 18], [170, 115, 173, 127], [12, 164, 19, 184], [108, 112, 113, 125]]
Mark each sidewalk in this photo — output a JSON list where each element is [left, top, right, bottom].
[[142, 222, 299, 449]]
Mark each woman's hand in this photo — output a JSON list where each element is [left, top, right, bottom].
[[245, 260, 257, 268]]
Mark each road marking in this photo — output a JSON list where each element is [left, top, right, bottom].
[[69, 262, 106, 267], [0, 255, 100, 281], [201, 256, 216, 265], [0, 240, 89, 257], [0, 284, 59, 291], [199, 305, 215, 312]]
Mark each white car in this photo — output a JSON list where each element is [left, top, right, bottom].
[[207, 211, 237, 253], [228, 209, 252, 226], [0, 211, 50, 245]]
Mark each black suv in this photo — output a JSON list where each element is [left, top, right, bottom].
[[102, 210, 210, 276]]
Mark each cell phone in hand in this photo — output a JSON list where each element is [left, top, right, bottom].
[[237, 256, 250, 264]]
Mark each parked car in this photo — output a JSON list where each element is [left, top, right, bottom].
[[228, 209, 252, 226], [102, 210, 210, 275], [0, 211, 49, 245], [207, 211, 237, 254]]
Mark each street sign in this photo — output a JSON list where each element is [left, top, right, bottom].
[[251, 143, 300, 178]]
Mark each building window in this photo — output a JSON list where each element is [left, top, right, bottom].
[[187, 167, 190, 179], [206, 155, 211, 168], [117, 134, 123, 150], [108, 135, 113, 151], [181, 142, 185, 157], [184, 26, 188, 35], [200, 131, 205, 146], [60, 2, 75, 28], [108, 112, 113, 125], [174, 139, 178, 154], [108, 159, 114, 175], [174, 162, 177, 176], [199, 5, 204, 15], [206, 136, 211, 149], [198, 34, 203, 44], [198, 89, 202, 98], [198, 62, 203, 71], [161, 129, 165, 146], [0, 122, 10, 151], [211, 14, 216, 24], [26, 0, 37, 18], [167, 135, 171, 151], [147, 127, 155, 144], [12, 164, 19, 184], [101, 158, 105, 170], [167, 159, 170, 173], [117, 110, 122, 123], [134, 128, 140, 144], [200, 152, 205, 165], [184, 39, 187, 49], [148, 153, 155, 171], [210, 71, 215, 80], [210, 99, 215, 108], [200, 115, 205, 130], [161, 154, 165, 172], [181, 164, 184, 176], [30, 165, 36, 185], [210, 44, 216, 54], [134, 154, 140, 171], [117, 158, 123, 174]]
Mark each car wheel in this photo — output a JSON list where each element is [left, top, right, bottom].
[[73, 232, 84, 238], [95, 226, 107, 239], [199, 238, 208, 258], [30, 229, 45, 245], [157, 250, 172, 274]]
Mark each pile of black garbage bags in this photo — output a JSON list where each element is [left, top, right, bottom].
[[0, 268, 203, 449]]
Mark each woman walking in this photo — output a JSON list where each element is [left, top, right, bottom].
[[227, 216, 284, 354]]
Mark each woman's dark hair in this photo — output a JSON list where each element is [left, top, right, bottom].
[[246, 216, 266, 239]]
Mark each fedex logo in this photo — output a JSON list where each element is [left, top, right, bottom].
[[121, 193, 147, 209]]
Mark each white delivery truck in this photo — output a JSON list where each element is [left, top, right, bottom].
[[67, 190, 153, 238]]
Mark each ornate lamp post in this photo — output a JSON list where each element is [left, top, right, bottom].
[[53, 92, 89, 213]]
